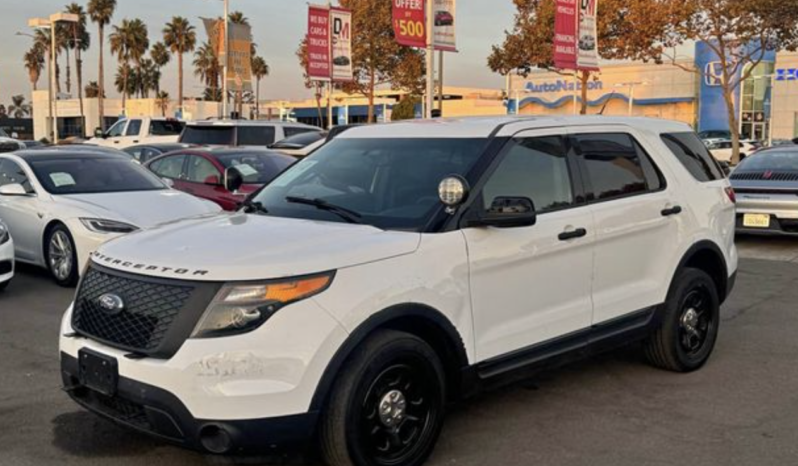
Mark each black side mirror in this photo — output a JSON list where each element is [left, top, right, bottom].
[[464, 196, 537, 228], [224, 167, 244, 193], [94, 128, 106, 139]]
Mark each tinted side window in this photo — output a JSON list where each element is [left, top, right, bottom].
[[185, 156, 220, 183], [283, 127, 317, 138], [126, 120, 142, 136], [149, 155, 186, 179], [150, 120, 185, 136], [662, 132, 724, 182], [0, 160, 34, 193], [575, 133, 663, 201], [238, 127, 276, 146], [482, 136, 573, 213]]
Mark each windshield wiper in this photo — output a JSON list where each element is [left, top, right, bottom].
[[285, 196, 363, 224], [240, 200, 269, 215]]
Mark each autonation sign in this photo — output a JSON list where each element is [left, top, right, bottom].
[[525, 79, 604, 93]]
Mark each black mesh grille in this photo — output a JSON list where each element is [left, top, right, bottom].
[[72, 268, 194, 353], [731, 171, 798, 181]]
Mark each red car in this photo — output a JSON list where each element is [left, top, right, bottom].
[[145, 148, 295, 211], [435, 10, 454, 26]]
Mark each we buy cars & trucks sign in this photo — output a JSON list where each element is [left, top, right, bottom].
[[307, 5, 354, 82], [554, 0, 599, 71]]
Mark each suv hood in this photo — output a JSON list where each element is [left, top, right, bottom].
[[92, 213, 421, 281], [57, 190, 220, 228]]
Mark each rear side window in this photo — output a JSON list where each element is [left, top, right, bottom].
[[125, 120, 142, 136], [149, 154, 186, 179], [283, 127, 317, 138], [661, 132, 724, 182], [574, 133, 664, 202], [238, 127, 276, 146], [150, 120, 185, 136]]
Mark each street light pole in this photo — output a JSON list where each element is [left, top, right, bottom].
[[222, 0, 229, 119], [424, 0, 434, 119]]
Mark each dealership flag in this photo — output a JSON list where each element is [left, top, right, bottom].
[[307, 5, 332, 81], [576, 0, 600, 70], [433, 0, 457, 52], [393, 0, 427, 48], [330, 7, 354, 82], [202, 18, 253, 92]]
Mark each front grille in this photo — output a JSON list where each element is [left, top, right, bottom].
[[94, 392, 152, 429], [72, 267, 194, 353], [731, 171, 798, 181]]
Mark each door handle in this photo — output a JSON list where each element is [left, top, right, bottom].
[[661, 205, 683, 217], [559, 228, 587, 241]]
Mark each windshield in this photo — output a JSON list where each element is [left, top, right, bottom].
[[29, 157, 166, 195], [216, 152, 296, 184], [180, 126, 235, 145], [271, 131, 326, 149], [250, 138, 487, 231], [737, 151, 798, 172]]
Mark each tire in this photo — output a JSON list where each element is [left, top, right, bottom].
[[319, 330, 446, 466], [644, 268, 720, 372], [45, 224, 79, 287]]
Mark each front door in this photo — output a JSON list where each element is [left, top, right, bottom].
[[0, 159, 46, 262], [464, 130, 595, 362]]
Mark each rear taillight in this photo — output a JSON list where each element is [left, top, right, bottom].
[[725, 187, 736, 204]]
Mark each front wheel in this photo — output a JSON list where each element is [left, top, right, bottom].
[[319, 330, 446, 466], [644, 268, 720, 372], [45, 225, 79, 287]]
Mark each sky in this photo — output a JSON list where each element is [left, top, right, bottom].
[[0, 0, 517, 106]]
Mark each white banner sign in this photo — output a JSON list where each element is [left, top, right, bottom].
[[433, 0, 457, 52], [576, 0, 599, 70], [330, 7, 354, 82]]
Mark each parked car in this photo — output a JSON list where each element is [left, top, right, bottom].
[[89, 118, 186, 149], [59, 116, 736, 466], [123, 143, 197, 164], [707, 139, 759, 163], [434, 10, 454, 26], [179, 120, 319, 148], [730, 146, 798, 236], [332, 56, 350, 67], [0, 220, 13, 291], [698, 129, 732, 144], [269, 130, 327, 158], [32, 144, 135, 160], [579, 34, 596, 51], [145, 148, 295, 211], [0, 150, 221, 286]]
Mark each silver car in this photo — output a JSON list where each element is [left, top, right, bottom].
[[731, 147, 798, 236]]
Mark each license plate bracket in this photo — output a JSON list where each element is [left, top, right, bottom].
[[743, 213, 771, 228], [78, 349, 119, 396]]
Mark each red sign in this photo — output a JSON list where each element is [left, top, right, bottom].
[[553, 0, 578, 70], [393, 0, 427, 48], [307, 5, 331, 81]]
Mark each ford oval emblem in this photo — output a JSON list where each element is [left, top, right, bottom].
[[97, 293, 125, 315]]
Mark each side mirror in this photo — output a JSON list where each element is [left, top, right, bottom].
[[224, 167, 244, 193], [162, 178, 175, 188], [0, 183, 31, 197], [204, 174, 221, 186], [465, 197, 537, 229], [94, 128, 106, 139]]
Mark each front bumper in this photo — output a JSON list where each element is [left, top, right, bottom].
[[61, 353, 317, 453]]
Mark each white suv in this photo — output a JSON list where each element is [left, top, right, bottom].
[[60, 117, 737, 466]]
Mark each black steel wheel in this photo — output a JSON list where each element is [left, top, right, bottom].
[[320, 330, 446, 466]]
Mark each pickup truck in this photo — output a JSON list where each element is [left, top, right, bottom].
[[88, 118, 186, 149]]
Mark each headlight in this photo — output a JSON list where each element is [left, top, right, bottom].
[[191, 272, 335, 339], [0, 223, 8, 245], [80, 218, 139, 234]]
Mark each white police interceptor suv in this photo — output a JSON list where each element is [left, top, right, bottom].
[[60, 117, 737, 466]]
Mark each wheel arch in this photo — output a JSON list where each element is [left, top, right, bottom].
[[41, 219, 68, 264], [674, 240, 730, 303], [309, 303, 471, 412]]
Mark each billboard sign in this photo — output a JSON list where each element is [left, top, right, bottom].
[[553, 0, 578, 70], [330, 8, 354, 82], [308, 5, 332, 81], [393, 0, 427, 48], [227, 22, 253, 92], [433, 0, 457, 52], [576, 0, 599, 70]]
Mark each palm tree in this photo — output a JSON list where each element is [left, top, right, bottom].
[[24, 46, 45, 92], [155, 91, 170, 117], [110, 18, 149, 110], [150, 41, 171, 93], [193, 41, 221, 102], [251, 56, 269, 119], [228, 11, 250, 26], [163, 17, 196, 113], [65, 3, 90, 135], [137, 58, 160, 98], [114, 63, 136, 98], [34, 29, 65, 94], [8, 95, 32, 119], [85, 81, 103, 98], [88, 0, 116, 131]]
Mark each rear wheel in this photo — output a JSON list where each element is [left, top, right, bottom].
[[320, 330, 446, 466], [45, 225, 79, 287], [644, 268, 720, 372]]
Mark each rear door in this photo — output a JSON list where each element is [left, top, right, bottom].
[[464, 129, 596, 362], [572, 128, 686, 324]]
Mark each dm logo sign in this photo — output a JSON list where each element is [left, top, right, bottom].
[[776, 69, 798, 81]]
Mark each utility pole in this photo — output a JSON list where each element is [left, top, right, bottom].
[[424, 0, 434, 119], [438, 50, 444, 114], [222, 0, 229, 119]]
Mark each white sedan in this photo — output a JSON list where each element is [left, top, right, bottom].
[[707, 139, 760, 164], [0, 220, 13, 291], [0, 149, 222, 286]]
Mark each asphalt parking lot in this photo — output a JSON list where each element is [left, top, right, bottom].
[[2, 237, 798, 466]]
